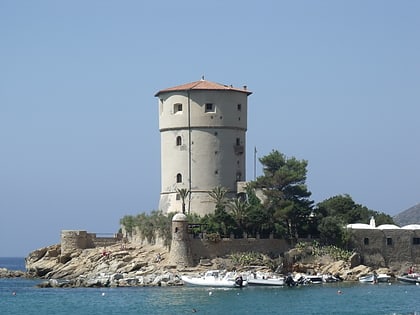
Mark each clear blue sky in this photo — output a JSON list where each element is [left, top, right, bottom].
[[1, 1, 419, 257]]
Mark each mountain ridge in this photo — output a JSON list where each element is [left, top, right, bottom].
[[393, 203, 420, 226]]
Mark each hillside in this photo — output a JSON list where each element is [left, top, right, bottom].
[[393, 203, 420, 226]]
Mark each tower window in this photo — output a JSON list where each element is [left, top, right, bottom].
[[364, 238, 369, 245], [176, 136, 182, 146], [386, 238, 393, 246], [174, 103, 183, 113], [237, 104, 241, 111], [236, 172, 242, 181], [236, 138, 240, 145], [205, 103, 214, 113], [413, 238, 420, 245], [176, 173, 182, 183]]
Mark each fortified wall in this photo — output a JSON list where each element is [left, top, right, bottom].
[[61, 230, 123, 254], [168, 213, 291, 267]]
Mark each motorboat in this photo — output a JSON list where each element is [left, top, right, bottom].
[[359, 273, 391, 283], [304, 274, 323, 284], [322, 273, 342, 283], [396, 273, 420, 284], [181, 270, 247, 288], [292, 273, 322, 285], [377, 273, 391, 282], [247, 272, 285, 286]]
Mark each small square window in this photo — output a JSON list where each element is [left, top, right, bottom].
[[205, 103, 214, 112], [386, 238, 393, 246], [174, 103, 183, 113], [413, 237, 420, 245], [364, 238, 369, 245]]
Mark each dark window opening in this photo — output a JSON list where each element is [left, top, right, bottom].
[[413, 238, 420, 245], [176, 173, 182, 183], [237, 104, 241, 111], [236, 138, 240, 145], [174, 103, 182, 113], [176, 136, 182, 146], [364, 238, 369, 245], [386, 238, 393, 246], [205, 103, 214, 112]]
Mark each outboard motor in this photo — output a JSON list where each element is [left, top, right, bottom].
[[235, 276, 244, 287], [285, 274, 296, 287]]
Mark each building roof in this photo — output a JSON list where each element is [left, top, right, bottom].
[[377, 224, 401, 230], [346, 223, 375, 229], [401, 224, 420, 230], [155, 78, 252, 97]]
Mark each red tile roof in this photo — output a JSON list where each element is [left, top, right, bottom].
[[155, 79, 252, 96]]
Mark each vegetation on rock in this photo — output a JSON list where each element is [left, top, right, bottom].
[[120, 149, 395, 253]]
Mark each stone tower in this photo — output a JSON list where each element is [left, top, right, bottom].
[[155, 79, 252, 216], [168, 213, 192, 267]]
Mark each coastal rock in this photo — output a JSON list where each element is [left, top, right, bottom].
[[0, 268, 27, 278], [25, 241, 402, 287], [26, 243, 180, 287]]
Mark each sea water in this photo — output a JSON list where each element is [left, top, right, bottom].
[[1, 258, 419, 315]]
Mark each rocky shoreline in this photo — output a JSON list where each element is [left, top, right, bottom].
[[2, 242, 408, 288]]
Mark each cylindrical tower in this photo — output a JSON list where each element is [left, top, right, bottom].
[[155, 79, 252, 216], [168, 213, 192, 267]]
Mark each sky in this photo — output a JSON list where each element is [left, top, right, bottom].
[[1, 1, 419, 257]]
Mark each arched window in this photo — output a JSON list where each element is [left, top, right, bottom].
[[176, 173, 182, 183], [176, 136, 182, 146]]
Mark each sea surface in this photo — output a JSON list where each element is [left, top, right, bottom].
[[1, 257, 419, 315]]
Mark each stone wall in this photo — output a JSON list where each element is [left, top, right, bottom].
[[189, 236, 290, 264], [61, 230, 123, 254]]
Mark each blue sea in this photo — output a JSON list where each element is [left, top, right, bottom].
[[1, 258, 419, 315]]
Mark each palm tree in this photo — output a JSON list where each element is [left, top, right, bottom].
[[208, 186, 228, 212], [227, 198, 250, 233], [177, 188, 190, 214]]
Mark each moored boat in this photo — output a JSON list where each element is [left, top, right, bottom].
[[247, 272, 285, 286], [396, 273, 420, 284], [181, 270, 247, 288], [377, 273, 391, 282], [304, 274, 323, 284], [359, 273, 391, 283]]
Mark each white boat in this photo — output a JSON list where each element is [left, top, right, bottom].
[[359, 273, 391, 283], [181, 270, 247, 288], [396, 273, 420, 284], [359, 274, 376, 283], [304, 274, 323, 284], [322, 274, 342, 283], [377, 273, 391, 282], [247, 272, 285, 286]]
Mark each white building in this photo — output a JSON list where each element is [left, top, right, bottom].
[[155, 78, 252, 216]]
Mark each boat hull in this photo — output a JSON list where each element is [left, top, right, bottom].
[[181, 272, 247, 288], [397, 274, 420, 284], [247, 278, 285, 286]]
